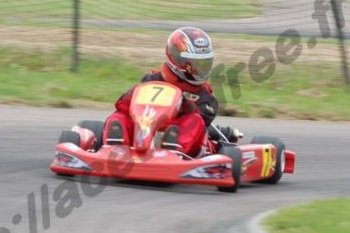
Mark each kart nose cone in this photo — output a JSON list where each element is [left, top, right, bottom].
[[55, 151, 91, 171]]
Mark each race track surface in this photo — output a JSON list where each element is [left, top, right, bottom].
[[1, 105, 349, 233], [82, 0, 350, 38]]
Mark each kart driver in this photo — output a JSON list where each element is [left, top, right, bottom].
[[102, 27, 238, 157]]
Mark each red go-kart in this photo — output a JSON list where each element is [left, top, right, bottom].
[[50, 81, 295, 192]]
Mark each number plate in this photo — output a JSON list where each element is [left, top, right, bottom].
[[135, 83, 178, 106]]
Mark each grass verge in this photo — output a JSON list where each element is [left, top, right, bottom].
[[263, 198, 350, 233], [0, 46, 349, 120], [0, 47, 142, 108], [216, 62, 350, 120]]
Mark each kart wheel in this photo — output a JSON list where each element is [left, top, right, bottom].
[[58, 130, 80, 146], [217, 144, 242, 193], [251, 136, 286, 184], [78, 120, 104, 151]]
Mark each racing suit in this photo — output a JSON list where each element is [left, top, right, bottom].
[[103, 63, 219, 156]]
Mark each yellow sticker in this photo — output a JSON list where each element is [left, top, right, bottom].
[[261, 146, 272, 177], [135, 84, 178, 106]]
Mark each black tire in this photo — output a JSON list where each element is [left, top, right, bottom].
[[78, 120, 104, 151], [217, 143, 242, 193], [58, 130, 80, 146], [251, 136, 285, 184]]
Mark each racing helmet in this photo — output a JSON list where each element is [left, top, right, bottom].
[[165, 27, 214, 86]]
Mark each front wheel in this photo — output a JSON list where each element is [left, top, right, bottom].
[[58, 130, 81, 146], [217, 143, 242, 193], [78, 120, 104, 151], [251, 136, 285, 184]]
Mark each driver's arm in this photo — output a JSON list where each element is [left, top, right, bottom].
[[197, 93, 218, 127]]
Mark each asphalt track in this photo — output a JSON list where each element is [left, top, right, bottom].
[[82, 0, 350, 38], [1, 105, 350, 233], [1, 2, 350, 233]]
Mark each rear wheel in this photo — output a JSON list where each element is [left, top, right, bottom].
[[217, 143, 242, 193], [78, 120, 104, 151], [251, 136, 285, 184]]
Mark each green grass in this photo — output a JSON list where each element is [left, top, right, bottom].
[[215, 61, 350, 120], [0, 47, 142, 107], [263, 198, 350, 233], [0, 46, 349, 120], [0, 0, 261, 26]]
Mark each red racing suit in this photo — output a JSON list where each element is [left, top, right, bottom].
[[103, 63, 218, 156]]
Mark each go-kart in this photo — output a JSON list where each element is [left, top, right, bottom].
[[50, 81, 295, 192]]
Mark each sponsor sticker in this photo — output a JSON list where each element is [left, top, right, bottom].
[[154, 151, 168, 158], [242, 151, 256, 160]]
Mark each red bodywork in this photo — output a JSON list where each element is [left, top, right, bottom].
[[50, 82, 295, 189]]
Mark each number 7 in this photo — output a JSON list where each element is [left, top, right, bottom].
[[151, 86, 164, 102]]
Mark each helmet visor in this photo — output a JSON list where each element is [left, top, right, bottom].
[[181, 52, 214, 84]]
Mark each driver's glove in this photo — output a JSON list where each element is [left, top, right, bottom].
[[179, 97, 197, 115]]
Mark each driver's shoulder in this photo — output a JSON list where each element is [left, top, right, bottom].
[[141, 69, 163, 83]]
